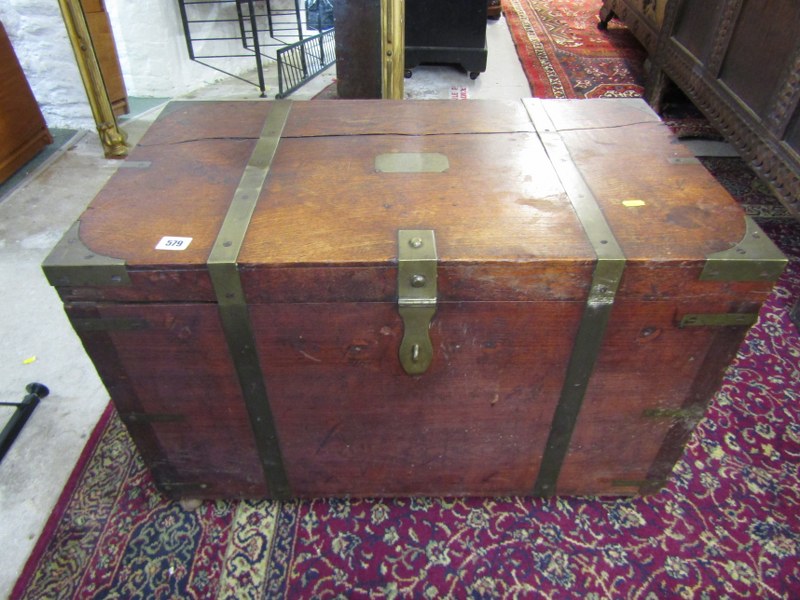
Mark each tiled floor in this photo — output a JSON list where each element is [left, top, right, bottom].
[[0, 14, 530, 596]]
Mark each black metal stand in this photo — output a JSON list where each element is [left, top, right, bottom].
[[0, 383, 49, 463], [404, 0, 489, 79], [276, 28, 335, 98]]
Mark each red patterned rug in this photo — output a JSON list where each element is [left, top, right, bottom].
[[12, 156, 800, 598], [500, 0, 647, 98]]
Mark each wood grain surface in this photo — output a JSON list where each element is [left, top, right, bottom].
[[72, 98, 763, 300], [251, 301, 583, 497], [66, 302, 267, 497]]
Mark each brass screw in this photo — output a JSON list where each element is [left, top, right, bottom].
[[409, 237, 423, 249], [411, 344, 420, 362]]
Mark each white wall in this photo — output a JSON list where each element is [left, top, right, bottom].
[[0, 0, 94, 130], [106, 0, 249, 98], [1, 0, 268, 129]]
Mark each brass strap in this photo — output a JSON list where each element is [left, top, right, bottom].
[[397, 230, 438, 375], [524, 99, 626, 497], [208, 101, 292, 500], [679, 313, 759, 328]]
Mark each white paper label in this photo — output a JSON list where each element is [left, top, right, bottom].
[[155, 236, 193, 251]]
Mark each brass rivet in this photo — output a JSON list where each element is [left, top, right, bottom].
[[411, 274, 426, 288], [409, 237, 423, 249]]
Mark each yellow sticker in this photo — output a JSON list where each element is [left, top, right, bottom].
[[622, 199, 646, 207], [22, 356, 37, 364]]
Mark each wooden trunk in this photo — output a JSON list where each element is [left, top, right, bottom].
[[43, 99, 785, 499]]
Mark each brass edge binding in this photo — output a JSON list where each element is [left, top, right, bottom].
[[208, 101, 293, 501], [701, 216, 787, 282], [523, 99, 627, 498], [71, 317, 149, 332], [42, 221, 130, 287], [611, 478, 666, 490], [160, 482, 209, 493], [121, 412, 186, 424]]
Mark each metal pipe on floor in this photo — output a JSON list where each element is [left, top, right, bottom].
[[0, 383, 49, 463]]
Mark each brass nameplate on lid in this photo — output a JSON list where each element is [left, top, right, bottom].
[[376, 153, 449, 173]]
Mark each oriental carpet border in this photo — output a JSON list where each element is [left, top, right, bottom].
[[12, 157, 800, 599], [499, 0, 647, 99]]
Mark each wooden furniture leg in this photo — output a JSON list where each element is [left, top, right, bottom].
[[598, 5, 615, 30]]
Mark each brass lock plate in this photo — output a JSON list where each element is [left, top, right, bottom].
[[397, 230, 438, 375]]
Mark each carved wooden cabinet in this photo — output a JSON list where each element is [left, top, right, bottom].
[[0, 21, 52, 184], [599, 0, 668, 54], [600, 0, 800, 220], [405, 0, 488, 79]]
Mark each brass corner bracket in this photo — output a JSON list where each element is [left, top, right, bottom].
[[701, 216, 787, 282], [42, 221, 130, 287]]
